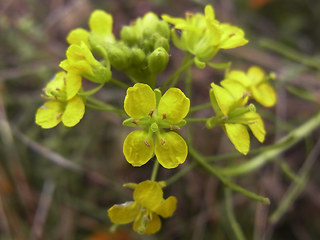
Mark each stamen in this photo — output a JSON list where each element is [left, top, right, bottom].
[[170, 125, 180, 131], [162, 112, 167, 119], [131, 119, 139, 125], [144, 139, 151, 147], [242, 91, 251, 98], [160, 138, 166, 145], [229, 33, 235, 38], [148, 109, 154, 117], [221, 115, 228, 120]]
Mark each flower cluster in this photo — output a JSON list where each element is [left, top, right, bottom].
[[35, 4, 277, 235]]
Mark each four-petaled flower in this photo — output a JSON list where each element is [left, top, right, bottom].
[[35, 71, 85, 128], [108, 180, 177, 235], [60, 42, 111, 84], [222, 66, 277, 107], [162, 5, 248, 68], [123, 83, 190, 169], [207, 82, 266, 155]]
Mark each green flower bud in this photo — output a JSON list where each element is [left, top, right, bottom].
[[107, 44, 131, 71], [154, 37, 170, 52], [120, 26, 139, 46], [130, 48, 146, 67], [156, 20, 170, 39], [148, 47, 169, 74]]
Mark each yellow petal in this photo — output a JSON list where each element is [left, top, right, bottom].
[[44, 71, 66, 98], [211, 82, 235, 115], [123, 130, 154, 167], [133, 212, 161, 235], [227, 70, 251, 87], [225, 123, 249, 155], [204, 5, 215, 21], [61, 96, 85, 127], [221, 79, 248, 101], [108, 201, 139, 224], [244, 112, 266, 143], [65, 72, 81, 100], [124, 83, 156, 119], [155, 131, 188, 169], [252, 83, 277, 107], [219, 24, 248, 49], [157, 88, 190, 124], [66, 28, 90, 47], [89, 10, 113, 36], [154, 196, 177, 218], [133, 180, 163, 210], [247, 66, 265, 85], [35, 101, 63, 129]]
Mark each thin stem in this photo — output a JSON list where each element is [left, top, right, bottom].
[[109, 78, 130, 89], [259, 38, 320, 70], [150, 160, 160, 181], [189, 146, 270, 204], [269, 138, 320, 223], [224, 189, 246, 240], [185, 117, 208, 123], [161, 54, 194, 91], [220, 110, 320, 177], [165, 163, 196, 186], [189, 102, 212, 113], [86, 96, 126, 116]]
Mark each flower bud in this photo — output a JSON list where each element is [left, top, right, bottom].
[[156, 20, 170, 39], [130, 48, 146, 67], [107, 44, 131, 71], [148, 47, 169, 74], [120, 26, 139, 46], [154, 37, 170, 52]]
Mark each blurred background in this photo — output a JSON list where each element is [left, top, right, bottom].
[[1, 0, 320, 239]]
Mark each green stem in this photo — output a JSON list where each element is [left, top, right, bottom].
[[220, 110, 320, 177], [165, 163, 196, 186], [109, 78, 130, 89], [189, 102, 212, 113], [269, 139, 320, 223], [185, 118, 208, 123], [150, 160, 160, 181], [161, 54, 194, 91], [86, 96, 126, 116], [259, 38, 320, 70], [189, 146, 270, 204], [224, 189, 246, 240]]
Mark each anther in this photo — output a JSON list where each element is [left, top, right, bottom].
[[148, 109, 154, 117], [131, 119, 139, 125], [170, 125, 180, 131], [229, 33, 235, 38], [242, 91, 251, 98], [160, 138, 166, 145], [162, 113, 167, 119], [221, 115, 228, 120], [144, 139, 151, 147]]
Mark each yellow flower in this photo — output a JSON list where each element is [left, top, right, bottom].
[[35, 71, 85, 128], [123, 83, 190, 169], [108, 180, 177, 235], [59, 42, 111, 83], [207, 82, 265, 155], [222, 66, 277, 107], [162, 5, 248, 68]]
